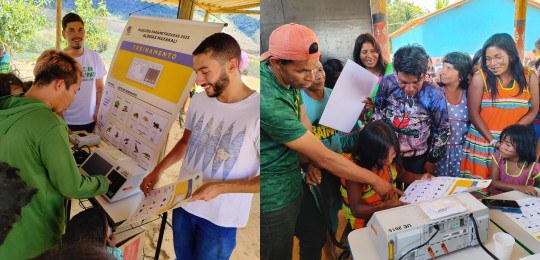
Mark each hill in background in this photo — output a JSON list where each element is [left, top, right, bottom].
[[46, 0, 260, 55], [12, 0, 259, 80]]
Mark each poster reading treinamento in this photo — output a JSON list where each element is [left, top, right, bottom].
[[96, 15, 224, 172]]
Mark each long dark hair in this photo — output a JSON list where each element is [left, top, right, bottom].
[[352, 33, 387, 74], [323, 58, 344, 89], [352, 120, 402, 171], [480, 33, 527, 99], [500, 124, 537, 164], [61, 207, 109, 248], [0, 73, 24, 97], [442, 52, 473, 90], [472, 49, 482, 66]]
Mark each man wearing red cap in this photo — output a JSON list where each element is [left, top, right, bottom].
[[260, 23, 403, 260]]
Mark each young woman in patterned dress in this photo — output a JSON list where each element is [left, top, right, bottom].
[[461, 33, 539, 184], [436, 52, 473, 176]]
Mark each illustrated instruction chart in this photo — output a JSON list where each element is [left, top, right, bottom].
[[96, 15, 224, 171]]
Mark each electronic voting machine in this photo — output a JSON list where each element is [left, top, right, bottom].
[[79, 146, 146, 202], [366, 193, 489, 259]]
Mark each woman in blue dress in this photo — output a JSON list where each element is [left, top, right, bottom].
[[436, 52, 473, 176]]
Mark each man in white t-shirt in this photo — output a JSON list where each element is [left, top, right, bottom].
[[61, 13, 107, 132], [140, 33, 260, 259]]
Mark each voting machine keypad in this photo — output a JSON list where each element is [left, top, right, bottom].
[[106, 169, 127, 199]]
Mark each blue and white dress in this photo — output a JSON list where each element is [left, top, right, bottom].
[[436, 89, 469, 177]]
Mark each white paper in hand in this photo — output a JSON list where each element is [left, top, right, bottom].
[[319, 59, 379, 132]]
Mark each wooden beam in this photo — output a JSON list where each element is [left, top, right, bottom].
[[218, 3, 260, 10], [204, 10, 209, 22], [197, 2, 258, 10], [196, 2, 259, 14], [177, 0, 195, 20], [56, 0, 62, 50], [370, 0, 390, 61], [206, 9, 259, 14], [196, 2, 222, 11], [514, 0, 527, 60]]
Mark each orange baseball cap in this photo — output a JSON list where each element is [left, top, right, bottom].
[[261, 23, 321, 61]]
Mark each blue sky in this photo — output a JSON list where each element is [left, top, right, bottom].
[[406, 0, 540, 12]]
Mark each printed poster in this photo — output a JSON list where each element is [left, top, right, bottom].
[[124, 172, 203, 225], [96, 15, 224, 172]]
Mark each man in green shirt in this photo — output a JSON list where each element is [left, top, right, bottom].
[[0, 49, 109, 259], [260, 23, 403, 260]]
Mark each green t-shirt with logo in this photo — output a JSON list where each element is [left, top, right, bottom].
[[260, 62, 307, 213]]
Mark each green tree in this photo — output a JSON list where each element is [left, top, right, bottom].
[[0, 0, 51, 52], [72, 0, 110, 53], [387, 0, 427, 34], [436, 0, 450, 10]]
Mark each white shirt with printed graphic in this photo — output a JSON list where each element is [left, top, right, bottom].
[[63, 46, 107, 125], [180, 91, 260, 228]]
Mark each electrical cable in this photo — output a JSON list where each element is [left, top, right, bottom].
[[186, 0, 229, 25], [470, 214, 499, 260], [71, 144, 91, 165], [80, 145, 91, 154], [398, 225, 439, 260], [71, 144, 90, 154], [128, 0, 230, 25], [129, 0, 169, 16]]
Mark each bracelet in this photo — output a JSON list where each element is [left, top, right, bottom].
[[489, 139, 498, 147]]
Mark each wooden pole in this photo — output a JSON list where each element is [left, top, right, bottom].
[[177, 0, 195, 20], [514, 0, 527, 60], [370, 0, 390, 61], [204, 10, 209, 22], [56, 0, 62, 50]]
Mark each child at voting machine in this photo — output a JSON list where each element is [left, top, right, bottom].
[[489, 124, 540, 196], [340, 120, 434, 229]]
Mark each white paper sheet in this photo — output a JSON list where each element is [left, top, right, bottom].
[[419, 197, 467, 220], [399, 177, 492, 203], [504, 197, 540, 234], [319, 59, 379, 132], [399, 177, 453, 203]]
